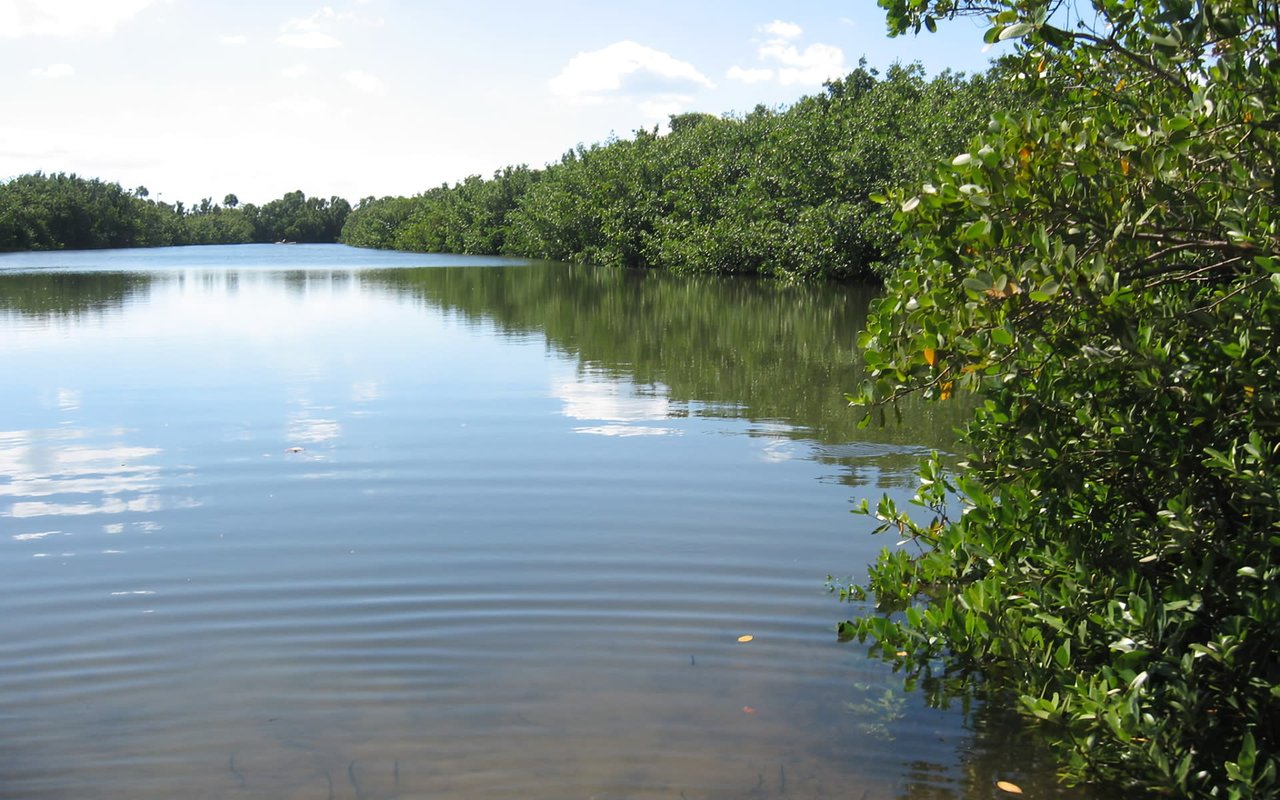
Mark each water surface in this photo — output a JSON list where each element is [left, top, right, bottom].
[[0, 244, 1083, 799]]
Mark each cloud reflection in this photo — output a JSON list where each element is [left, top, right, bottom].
[[0, 444, 162, 498], [0, 428, 198, 523], [56, 388, 82, 411], [351, 380, 380, 403], [574, 424, 680, 438], [552, 377, 682, 437], [9, 494, 170, 519], [286, 415, 342, 444], [12, 530, 63, 541]]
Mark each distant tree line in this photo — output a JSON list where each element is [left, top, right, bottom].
[[0, 172, 350, 251], [341, 62, 1017, 281]]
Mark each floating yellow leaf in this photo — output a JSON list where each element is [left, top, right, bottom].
[[1115, 78, 1126, 91], [1245, 385, 1256, 399], [939, 381, 954, 401], [737, 635, 754, 643], [895, 650, 908, 657], [1121, 157, 1131, 176], [996, 780, 1024, 795], [924, 347, 937, 366]]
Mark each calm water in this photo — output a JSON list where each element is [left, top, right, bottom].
[[0, 245, 1084, 800]]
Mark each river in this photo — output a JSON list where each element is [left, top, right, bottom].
[[0, 244, 1088, 799]]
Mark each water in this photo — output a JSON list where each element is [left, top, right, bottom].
[[0, 244, 1086, 799]]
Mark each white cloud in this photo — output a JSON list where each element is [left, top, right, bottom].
[[30, 63, 74, 79], [727, 20, 849, 88], [284, 6, 354, 32], [277, 31, 342, 48], [760, 20, 803, 40], [281, 62, 309, 79], [343, 69, 386, 95], [217, 33, 247, 46], [637, 95, 694, 121], [0, 0, 159, 38], [276, 5, 382, 48], [760, 40, 848, 86], [550, 40, 713, 103], [273, 95, 330, 114], [726, 65, 773, 84]]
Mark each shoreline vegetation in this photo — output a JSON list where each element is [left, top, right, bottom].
[[340, 63, 1013, 282], [0, 62, 1012, 284], [0, 177, 349, 253], [839, 1, 1278, 798]]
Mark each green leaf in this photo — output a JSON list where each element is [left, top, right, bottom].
[[998, 22, 1035, 40], [962, 218, 992, 241]]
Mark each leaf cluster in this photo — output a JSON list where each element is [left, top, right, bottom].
[[840, 0, 1280, 796]]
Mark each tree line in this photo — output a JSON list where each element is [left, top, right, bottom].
[[340, 62, 1017, 282], [0, 172, 350, 251], [2, 62, 1009, 283]]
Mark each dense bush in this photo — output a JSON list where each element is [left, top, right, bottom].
[[838, 1, 1279, 796], [0, 173, 349, 250], [343, 63, 1015, 281]]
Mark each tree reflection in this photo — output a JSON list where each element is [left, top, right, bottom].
[[364, 262, 972, 464], [0, 272, 152, 320]]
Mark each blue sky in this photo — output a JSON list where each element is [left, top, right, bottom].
[[0, 1, 1002, 205]]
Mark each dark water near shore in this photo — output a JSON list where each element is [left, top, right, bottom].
[[0, 244, 1088, 799]]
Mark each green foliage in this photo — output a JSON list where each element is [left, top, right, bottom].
[[343, 63, 1013, 280], [340, 195, 420, 250], [0, 173, 350, 250], [181, 201, 254, 245], [386, 166, 540, 255], [839, 1, 1280, 796], [242, 190, 350, 243], [0, 172, 154, 250]]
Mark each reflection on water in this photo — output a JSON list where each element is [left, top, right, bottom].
[[0, 271, 153, 320], [0, 427, 198, 535], [0, 245, 1092, 799], [362, 261, 974, 489], [554, 377, 683, 438]]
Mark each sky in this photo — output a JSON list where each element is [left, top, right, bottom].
[[0, 0, 1003, 206]]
